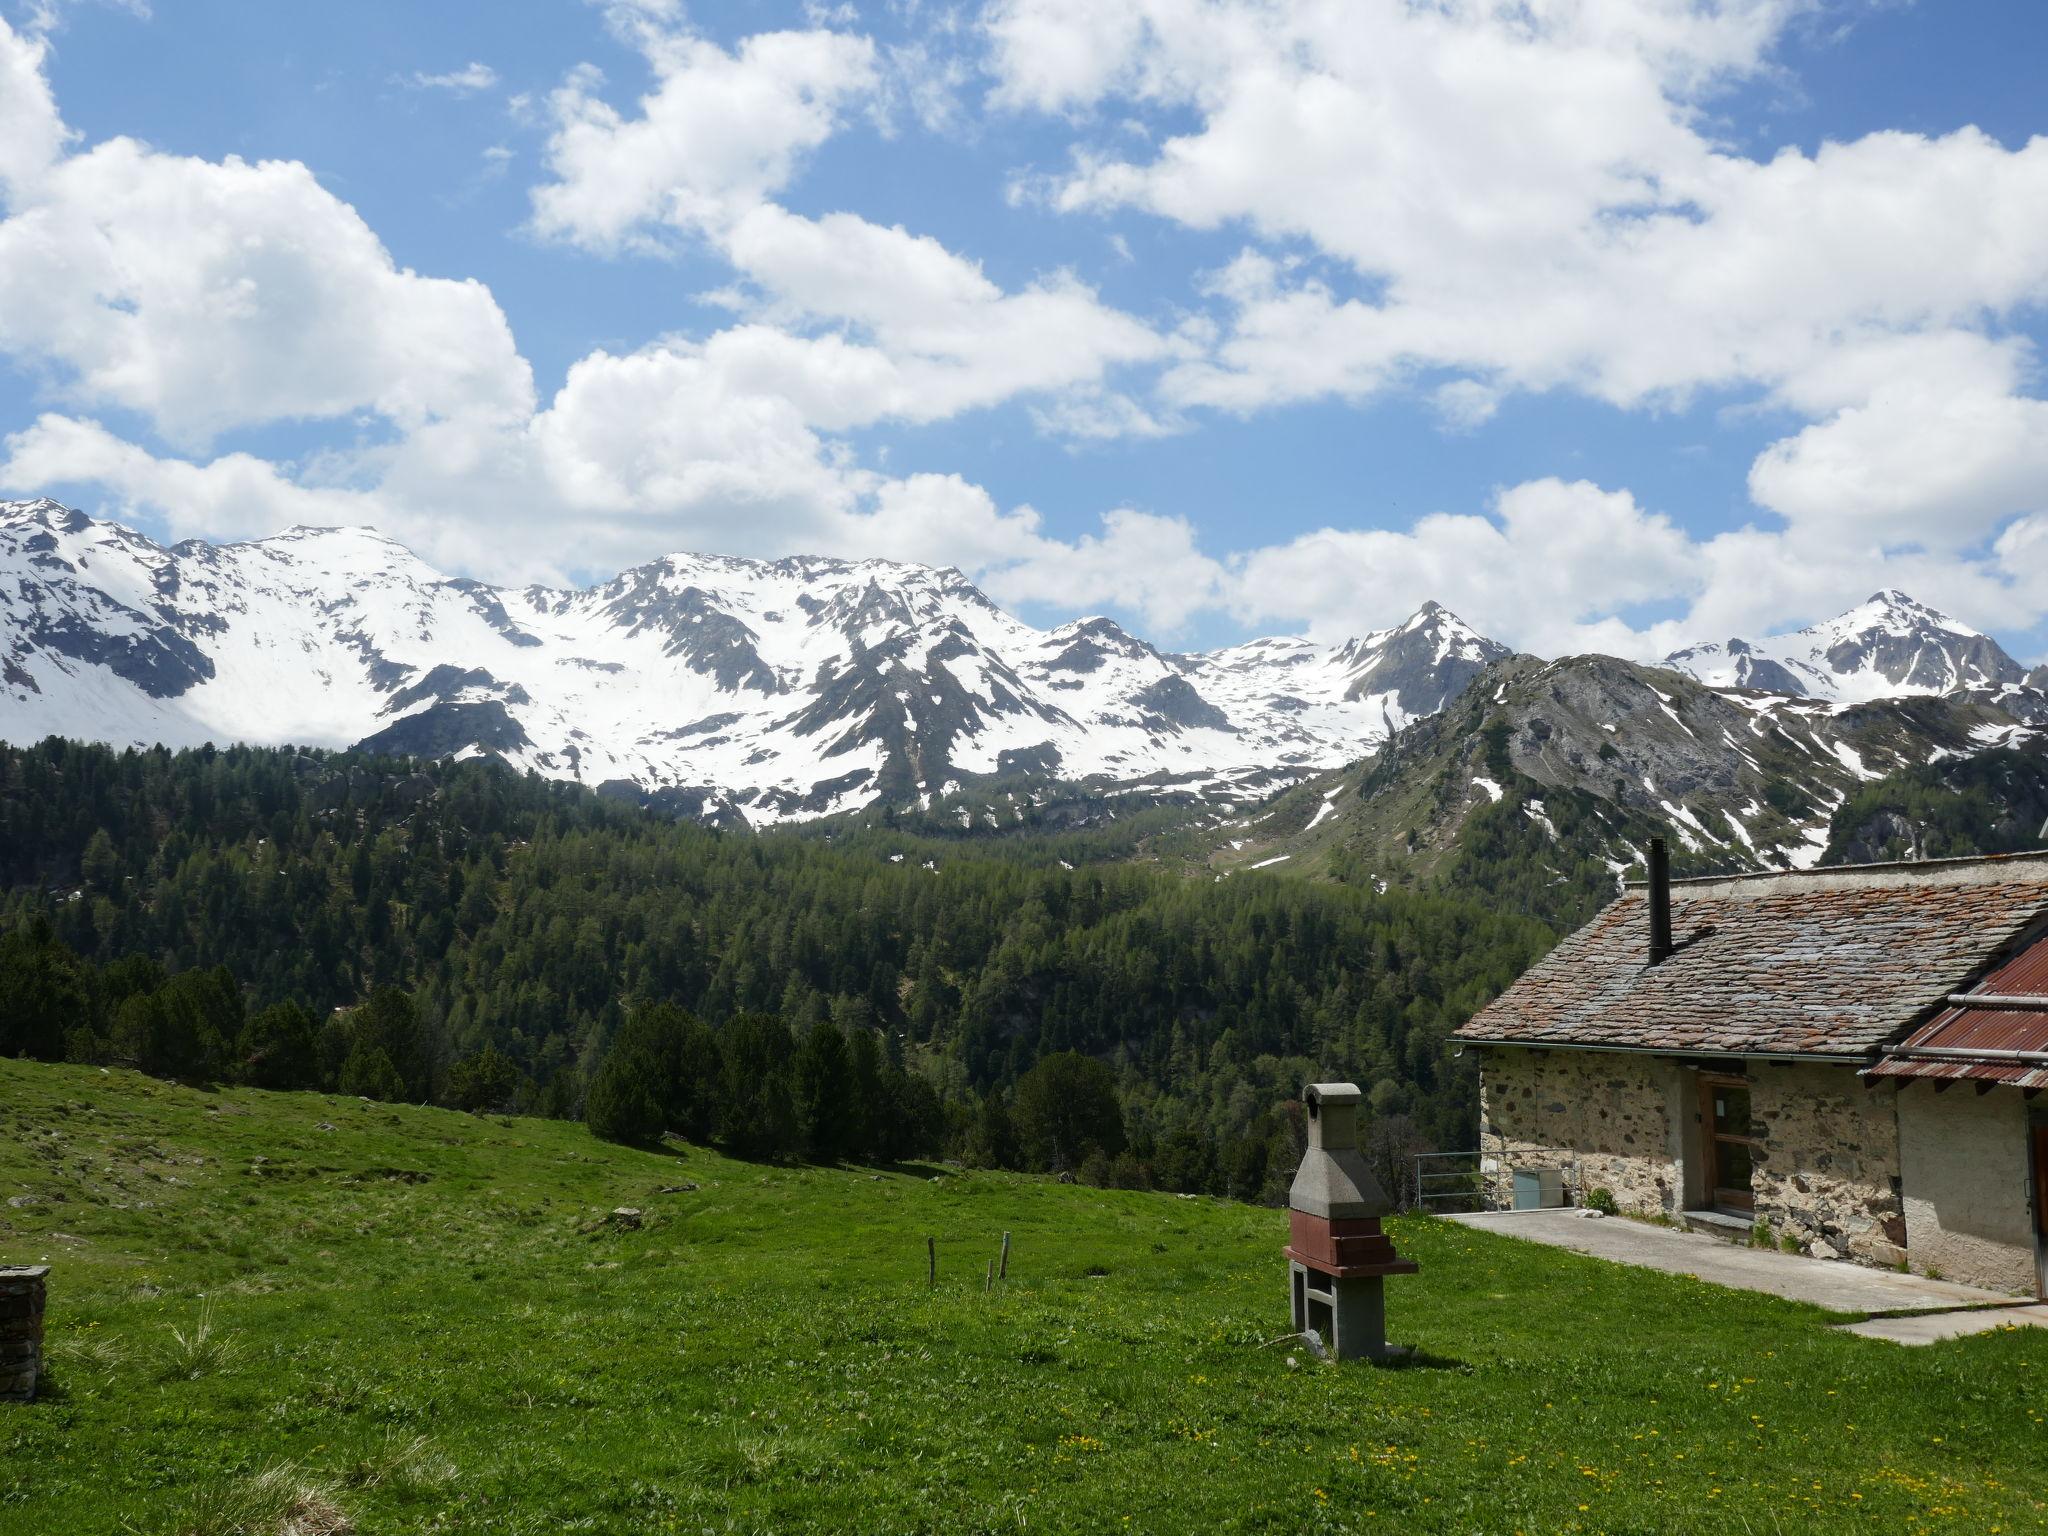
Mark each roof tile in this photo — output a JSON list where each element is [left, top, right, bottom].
[[1455, 852, 2048, 1057]]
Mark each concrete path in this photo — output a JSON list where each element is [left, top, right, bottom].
[[1839, 1304, 2048, 1345], [1447, 1208, 2017, 1314]]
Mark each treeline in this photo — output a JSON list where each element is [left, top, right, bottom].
[[0, 738, 1558, 1191]]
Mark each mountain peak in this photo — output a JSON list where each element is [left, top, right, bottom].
[[1664, 589, 2018, 701]]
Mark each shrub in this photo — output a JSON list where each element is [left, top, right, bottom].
[[168, 1461, 349, 1536], [1585, 1186, 1618, 1216], [154, 1302, 241, 1383]]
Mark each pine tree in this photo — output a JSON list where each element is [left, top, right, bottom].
[[719, 1012, 797, 1159], [339, 1042, 406, 1100], [794, 1020, 853, 1161], [1013, 1053, 1125, 1172], [236, 1000, 317, 1089], [0, 917, 84, 1062], [584, 1047, 664, 1145]]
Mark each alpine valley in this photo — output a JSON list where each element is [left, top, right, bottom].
[[4, 497, 2046, 893]]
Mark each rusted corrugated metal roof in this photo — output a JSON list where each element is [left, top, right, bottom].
[[1866, 931, 2048, 1087], [1457, 850, 2048, 1057]]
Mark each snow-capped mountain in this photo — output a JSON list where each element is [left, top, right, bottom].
[[0, 500, 1508, 825], [1661, 590, 2028, 702]]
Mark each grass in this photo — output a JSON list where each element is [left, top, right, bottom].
[[2, 1060, 2046, 1533]]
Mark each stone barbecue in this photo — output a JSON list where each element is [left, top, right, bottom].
[[1, 1266, 48, 1404], [1285, 1082, 1417, 1361]]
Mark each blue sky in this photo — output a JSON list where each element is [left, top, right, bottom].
[[3, 0, 2047, 663]]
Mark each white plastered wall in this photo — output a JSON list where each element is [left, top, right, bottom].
[[1896, 1083, 2037, 1296]]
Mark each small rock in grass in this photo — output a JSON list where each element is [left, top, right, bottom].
[[610, 1206, 644, 1230]]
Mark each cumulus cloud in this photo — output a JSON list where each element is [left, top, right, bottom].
[[0, 17, 70, 197], [530, 28, 878, 250], [529, 15, 1167, 429], [0, 18, 532, 449], [992, 0, 2048, 602], [9, 5, 2048, 663], [2, 413, 382, 542], [1228, 479, 1703, 657]]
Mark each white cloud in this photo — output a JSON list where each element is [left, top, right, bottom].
[[0, 17, 70, 198], [0, 18, 532, 449], [2, 412, 381, 541], [720, 204, 1170, 417], [1228, 479, 1703, 656], [982, 506, 1227, 633], [407, 61, 499, 95], [530, 29, 878, 251], [1750, 378, 2048, 555], [529, 15, 1168, 432], [993, 0, 2048, 576]]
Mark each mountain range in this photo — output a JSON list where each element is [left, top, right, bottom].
[[4, 498, 2044, 866], [1, 497, 1506, 823]]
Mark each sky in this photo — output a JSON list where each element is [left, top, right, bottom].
[[1, 0, 2046, 665]]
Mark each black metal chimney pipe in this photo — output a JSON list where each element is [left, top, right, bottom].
[[1647, 837, 1672, 965]]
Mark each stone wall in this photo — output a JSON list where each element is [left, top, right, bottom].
[[0, 1266, 47, 1403], [1478, 1047, 1680, 1214], [1897, 1085, 2036, 1295], [1480, 1049, 2043, 1289], [1748, 1062, 1904, 1267]]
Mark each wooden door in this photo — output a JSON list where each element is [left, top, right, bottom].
[[1701, 1077, 1758, 1214]]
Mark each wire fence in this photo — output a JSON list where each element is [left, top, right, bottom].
[[1413, 1150, 1485, 1212], [1415, 1147, 1584, 1212]]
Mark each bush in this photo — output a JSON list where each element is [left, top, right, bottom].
[[1585, 1186, 1618, 1216]]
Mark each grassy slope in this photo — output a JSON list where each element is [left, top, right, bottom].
[[2, 1062, 2044, 1535]]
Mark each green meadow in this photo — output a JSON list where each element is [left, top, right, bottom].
[[2, 1058, 2043, 1534]]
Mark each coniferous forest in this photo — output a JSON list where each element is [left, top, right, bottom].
[[0, 738, 1555, 1198]]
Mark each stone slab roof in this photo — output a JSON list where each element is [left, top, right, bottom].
[[1455, 851, 2048, 1058]]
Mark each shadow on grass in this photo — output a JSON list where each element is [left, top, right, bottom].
[[13, 1370, 65, 1403], [1374, 1348, 1471, 1373]]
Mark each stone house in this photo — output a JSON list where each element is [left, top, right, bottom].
[[1454, 846, 2048, 1296]]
